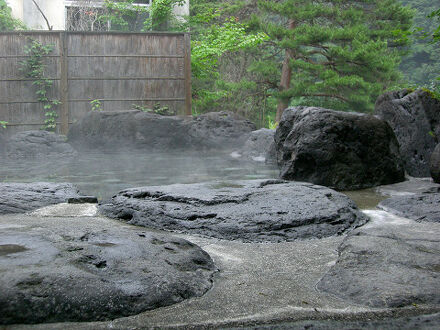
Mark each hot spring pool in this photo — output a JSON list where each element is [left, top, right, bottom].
[[0, 151, 279, 201]]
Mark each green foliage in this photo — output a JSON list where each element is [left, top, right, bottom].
[[427, 9, 440, 43], [144, 0, 186, 31], [421, 87, 440, 100], [0, 0, 26, 31], [190, 0, 414, 127], [101, 0, 149, 31], [252, 0, 414, 113], [132, 103, 174, 116], [19, 39, 60, 131], [399, 0, 439, 91], [0, 120, 7, 129], [190, 1, 269, 121], [192, 18, 268, 79], [90, 99, 103, 111], [267, 116, 277, 130], [99, 0, 185, 32]]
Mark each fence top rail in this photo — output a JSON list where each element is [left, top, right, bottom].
[[0, 31, 189, 37]]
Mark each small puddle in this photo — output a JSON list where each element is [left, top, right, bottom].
[[211, 182, 245, 189], [92, 242, 117, 247], [342, 188, 388, 210], [0, 244, 29, 256]]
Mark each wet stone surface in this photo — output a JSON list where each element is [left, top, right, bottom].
[[275, 106, 404, 190], [0, 216, 216, 325], [99, 179, 368, 242], [375, 89, 440, 177], [4, 130, 77, 160], [317, 210, 440, 308], [378, 192, 440, 223], [0, 182, 81, 215]]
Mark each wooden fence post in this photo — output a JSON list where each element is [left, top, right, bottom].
[[184, 33, 192, 116], [59, 32, 69, 134]]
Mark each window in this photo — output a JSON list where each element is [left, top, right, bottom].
[[65, 1, 151, 32], [66, 6, 108, 31]]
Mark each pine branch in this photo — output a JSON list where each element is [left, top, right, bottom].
[[304, 93, 350, 103]]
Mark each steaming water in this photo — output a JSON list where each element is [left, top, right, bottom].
[[0, 151, 278, 201], [2, 150, 419, 209]]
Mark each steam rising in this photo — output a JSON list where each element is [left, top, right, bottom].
[[0, 150, 278, 200]]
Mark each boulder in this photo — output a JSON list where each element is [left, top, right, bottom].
[[99, 179, 368, 242], [375, 89, 440, 177], [5, 130, 77, 159], [378, 192, 440, 223], [431, 143, 440, 183], [67, 110, 191, 150], [275, 107, 404, 191], [67, 110, 256, 151], [0, 182, 81, 215], [188, 111, 256, 150], [0, 215, 215, 324], [235, 128, 276, 163], [317, 211, 440, 308]]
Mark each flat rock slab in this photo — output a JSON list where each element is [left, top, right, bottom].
[[240, 313, 440, 330], [378, 193, 440, 223], [0, 215, 215, 324], [375, 177, 440, 197], [317, 210, 440, 308], [99, 180, 368, 242], [0, 182, 81, 215], [10, 211, 439, 330]]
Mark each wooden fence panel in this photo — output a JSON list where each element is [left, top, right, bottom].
[[0, 31, 191, 137], [0, 32, 62, 135]]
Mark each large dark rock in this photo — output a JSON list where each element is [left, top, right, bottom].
[[67, 111, 191, 150], [99, 180, 368, 242], [431, 143, 440, 183], [68, 110, 255, 151], [235, 128, 276, 163], [0, 215, 215, 324], [0, 182, 80, 215], [378, 192, 440, 223], [317, 213, 440, 308], [275, 107, 404, 191], [5, 130, 77, 159], [375, 89, 440, 177], [188, 111, 256, 149]]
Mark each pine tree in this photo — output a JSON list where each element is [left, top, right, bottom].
[[399, 0, 439, 91], [252, 0, 414, 121]]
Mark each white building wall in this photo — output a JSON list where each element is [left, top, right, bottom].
[[22, 0, 65, 30], [6, 0, 24, 21]]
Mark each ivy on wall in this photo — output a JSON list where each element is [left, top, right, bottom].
[[19, 39, 60, 131]]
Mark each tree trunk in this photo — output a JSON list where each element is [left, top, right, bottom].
[[276, 19, 295, 123]]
